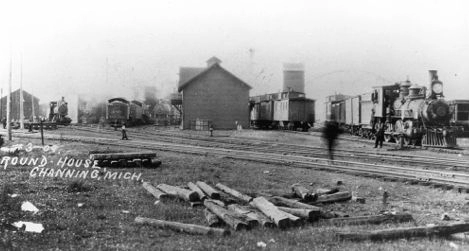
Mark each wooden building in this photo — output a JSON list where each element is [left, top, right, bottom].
[[0, 89, 40, 122], [178, 57, 251, 130]]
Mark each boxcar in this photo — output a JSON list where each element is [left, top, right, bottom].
[[107, 98, 130, 128], [449, 100, 469, 137]]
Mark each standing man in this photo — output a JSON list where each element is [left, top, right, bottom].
[[121, 124, 128, 140], [322, 121, 340, 160], [2, 117, 6, 129], [375, 123, 385, 148]]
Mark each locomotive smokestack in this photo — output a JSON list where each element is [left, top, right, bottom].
[[429, 70, 438, 83], [428, 70, 444, 99]]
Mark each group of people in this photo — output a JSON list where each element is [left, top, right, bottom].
[[322, 121, 386, 160]]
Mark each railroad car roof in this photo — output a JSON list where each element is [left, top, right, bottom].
[[131, 100, 143, 106], [108, 97, 129, 103], [448, 99, 469, 104]]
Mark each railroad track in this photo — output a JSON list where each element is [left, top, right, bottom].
[[65, 125, 469, 170], [10, 130, 469, 192]]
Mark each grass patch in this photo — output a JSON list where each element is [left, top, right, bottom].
[[0, 137, 468, 250]]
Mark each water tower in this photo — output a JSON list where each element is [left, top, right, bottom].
[[283, 63, 305, 93]]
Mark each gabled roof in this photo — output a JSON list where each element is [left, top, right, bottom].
[[178, 67, 205, 87], [178, 63, 252, 92], [0, 89, 40, 102]]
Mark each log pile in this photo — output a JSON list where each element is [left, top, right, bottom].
[[137, 181, 469, 241], [89, 151, 161, 168], [137, 181, 380, 234]]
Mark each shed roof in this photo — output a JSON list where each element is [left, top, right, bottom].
[[178, 63, 251, 92]]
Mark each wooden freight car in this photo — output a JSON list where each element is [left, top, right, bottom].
[[107, 98, 130, 128], [250, 91, 315, 130], [449, 100, 469, 137]]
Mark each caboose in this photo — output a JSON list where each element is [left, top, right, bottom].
[[250, 91, 315, 130]]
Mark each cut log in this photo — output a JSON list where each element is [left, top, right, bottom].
[[157, 184, 199, 202], [142, 182, 172, 200], [316, 187, 339, 195], [196, 181, 220, 200], [250, 197, 298, 228], [336, 222, 469, 241], [227, 204, 275, 228], [204, 209, 223, 227], [190, 202, 202, 207], [312, 191, 352, 204], [325, 214, 413, 226], [319, 211, 338, 219], [269, 196, 322, 211], [277, 206, 320, 221], [135, 216, 228, 236], [291, 184, 316, 201], [215, 183, 253, 202], [90, 152, 156, 161], [223, 205, 259, 228], [208, 199, 225, 207], [188, 182, 207, 200], [148, 158, 162, 168], [203, 200, 249, 231]]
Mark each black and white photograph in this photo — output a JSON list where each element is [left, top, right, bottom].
[[1, 0, 469, 250]]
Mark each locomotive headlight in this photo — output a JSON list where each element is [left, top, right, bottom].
[[432, 82, 443, 94]]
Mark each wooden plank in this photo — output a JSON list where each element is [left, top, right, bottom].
[[337, 222, 469, 241], [204, 208, 222, 227], [312, 191, 352, 204], [291, 184, 316, 201], [203, 200, 249, 231], [188, 182, 207, 200], [324, 214, 413, 226], [250, 197, 298, 228], [269, 196, 322, 211], [90, 152, 156, 161], [227, 204, 275, 228], [277, 206, 320, 221], [215, 183, 253, 202], [156, 184, 199, 202], [135, 216, 228, 236], [196, 181, 220, 200], [142, 182, 172, 200]]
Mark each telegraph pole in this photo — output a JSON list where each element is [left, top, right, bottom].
[[7, 52, 12, 140], [20, 54, 24, 130], [0, 88, 2, 120]]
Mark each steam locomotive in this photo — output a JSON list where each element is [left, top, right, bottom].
[[326, 70, 458, 148], [49, 97, 72, 125]]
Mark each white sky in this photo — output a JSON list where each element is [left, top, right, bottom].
[[1, 0, 468, 119]]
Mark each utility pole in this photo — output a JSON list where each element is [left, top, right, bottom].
[[31, 90, 35, 122], [20, 54, 24, 130], [0, 88, 2, 120], [7, 52, 12, 140]]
